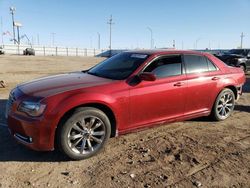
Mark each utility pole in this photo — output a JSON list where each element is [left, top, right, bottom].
[[10, 7, 16, 44], [16, 25, 20, 44], [97, 32, 100, 49], [240, 32, 245, 49], [107, 15, 114, 52]]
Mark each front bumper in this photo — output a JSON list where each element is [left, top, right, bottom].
[[7, 113, 54, 151]]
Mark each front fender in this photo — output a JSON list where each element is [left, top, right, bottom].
[[51, 92, 118, 127], [41, 92, 120, 149]]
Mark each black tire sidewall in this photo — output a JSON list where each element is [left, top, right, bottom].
[[58, 107, 111, 160]]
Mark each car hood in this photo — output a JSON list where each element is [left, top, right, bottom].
[[219, 54, 244, 59], [17, 72, 114, 98]]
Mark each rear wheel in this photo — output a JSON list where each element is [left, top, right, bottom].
[[57, 107, 111, 160], [211, 88, 235, 121]]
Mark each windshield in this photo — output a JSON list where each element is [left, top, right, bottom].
[[88, 52, 149, 80], [227, 49, 244, 55]]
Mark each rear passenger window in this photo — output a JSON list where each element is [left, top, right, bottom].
[[184, 55, 217, 73], [144, 55, 182, 78], [207, 59, 217, 71]]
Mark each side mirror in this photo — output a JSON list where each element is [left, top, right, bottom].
[[247, 54, 250, 58], [139, 72, 156, 81]]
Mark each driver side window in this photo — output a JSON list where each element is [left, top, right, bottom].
[[144, 55, 182, 78]]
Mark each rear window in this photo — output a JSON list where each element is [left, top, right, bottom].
[[184, 55, 217, 74]]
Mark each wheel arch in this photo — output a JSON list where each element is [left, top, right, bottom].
[[55, 102, 117, 143], [224, 85, 238, 99]]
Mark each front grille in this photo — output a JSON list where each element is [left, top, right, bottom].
[[5, 93, 16, 118]]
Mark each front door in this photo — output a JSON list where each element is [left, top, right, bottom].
[[128, 55, 187, 130]]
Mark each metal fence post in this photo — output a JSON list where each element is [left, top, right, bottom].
[[55, 47, 58, 56], [43, 46, 46, 56], [84, 48, 87, 56], [94, 48, 95, 56], [66, 47, 68, 56], [76, 48, 78, 56]]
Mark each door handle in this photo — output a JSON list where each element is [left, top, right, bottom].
[[173, 82, 183, 87], [211, 77, 220, 81]]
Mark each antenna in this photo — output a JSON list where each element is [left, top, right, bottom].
[[107, 15, 114, 52]]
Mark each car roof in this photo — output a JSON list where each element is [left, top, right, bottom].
[[125, 49, 207, 56]]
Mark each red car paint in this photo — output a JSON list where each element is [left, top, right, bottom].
[[7, 50, 245, 151]]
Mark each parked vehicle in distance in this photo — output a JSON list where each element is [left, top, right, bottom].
[[6, 50, 245, 160], [23, 48, 35, 56], [215, 49, 250, 72], [0, 46, 5, 55], [95, 49, 126, 58]]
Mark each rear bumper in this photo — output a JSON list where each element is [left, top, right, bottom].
[[7, 113, 54, 151]]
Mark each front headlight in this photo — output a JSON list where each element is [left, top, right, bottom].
[[18, 101, 46, 117], [237, 58, 245, 62]]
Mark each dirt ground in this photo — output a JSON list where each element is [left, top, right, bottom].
[[0, 55, 249, 188]]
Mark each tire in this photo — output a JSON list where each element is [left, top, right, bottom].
[[239, 64, 246, 73], [56, 107, 111, 160], [211, 88, 235, 121]]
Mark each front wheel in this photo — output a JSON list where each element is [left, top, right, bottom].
[[56, 107, 111, 160], [211, 88, 235, 121]]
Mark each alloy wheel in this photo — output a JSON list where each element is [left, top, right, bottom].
[[67, 116, 106, 154], [216, 92, 234, 119]]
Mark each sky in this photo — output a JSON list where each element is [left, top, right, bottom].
[[0, 0, 250, 50]]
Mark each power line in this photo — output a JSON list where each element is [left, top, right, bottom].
[[107, 15, 114, 51]]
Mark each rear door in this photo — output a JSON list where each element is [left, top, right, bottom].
[[183, 54, 221, 116], [128, 55, 187, 129]]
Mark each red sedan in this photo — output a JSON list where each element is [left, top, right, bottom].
[[6, 50, 245, 160]]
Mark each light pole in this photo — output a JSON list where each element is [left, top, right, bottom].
[[97, 32, 100, 49], [51, 32, 56, 46], [240, 32, 245, 49], [14, 22, 22, 45], [10, 7, 16, 44], [107, 15, 114, 52], [195, 38, 201, 49], [147, 27, 153, 49]]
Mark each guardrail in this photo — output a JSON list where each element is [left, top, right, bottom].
[[1, 44, 106, 57]]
